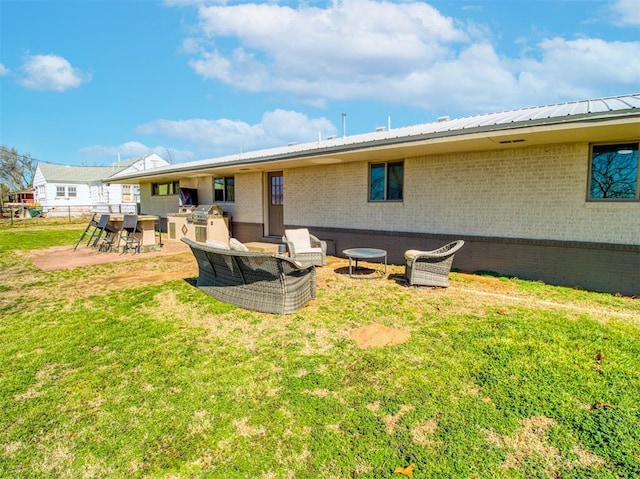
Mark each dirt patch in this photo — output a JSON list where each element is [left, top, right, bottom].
[[49, 254, 198, 302], [484, 415, 606, 475], [365, 401, 415, 433], [349, 323, 411, 348], [11, 243, 198, 303], [23, 241, 190, 272], [456, 273, 517, 295], [412, 418, 439, 446]]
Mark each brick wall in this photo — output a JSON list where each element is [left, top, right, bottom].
[[286, 142, 640, 246], [301, 226, 639, 296], [233, 172, 263, 224]]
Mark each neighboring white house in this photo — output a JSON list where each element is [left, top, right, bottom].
[[109, 95, 640, 296], [33, 153, 169, 217]]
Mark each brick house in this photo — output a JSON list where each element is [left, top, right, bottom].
[[109, 94, 640, 296]]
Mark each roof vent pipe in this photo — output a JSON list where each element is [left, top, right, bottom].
[[342, 112, 347, 138]]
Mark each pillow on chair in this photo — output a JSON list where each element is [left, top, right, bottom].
[[206, 239, 230, 250], [229, 238, 249, 252], [285, 229, 312, 250], [404, 250, 421, 263]]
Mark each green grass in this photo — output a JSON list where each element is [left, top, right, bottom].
[[1, 226, 639, 478], [0, 228, 84, 253]]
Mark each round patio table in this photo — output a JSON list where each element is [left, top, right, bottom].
[[342, 248, 387, 278]]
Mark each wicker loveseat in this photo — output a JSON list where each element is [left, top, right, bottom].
[[404, 240, 465, 287], [182, 238, 317, 314]]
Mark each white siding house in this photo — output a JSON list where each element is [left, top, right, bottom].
[[109, 95, 640, 296], [33, 153, 169, 217]]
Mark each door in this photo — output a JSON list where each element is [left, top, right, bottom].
[[268, 171, 284, 237]]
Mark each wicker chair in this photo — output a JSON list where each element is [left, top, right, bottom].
[[404, 240, 465, 287], [282, 228, 327, 267], [182, 238, 317, 314]]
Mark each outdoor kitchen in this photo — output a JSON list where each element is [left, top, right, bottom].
[[166, 204, 230, 245]]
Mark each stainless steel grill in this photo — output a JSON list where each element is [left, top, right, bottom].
[[187, 205, 223, 225]]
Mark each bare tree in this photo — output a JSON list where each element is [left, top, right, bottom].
[[163, 147, 176, 164], [0, 145, 37, 192]]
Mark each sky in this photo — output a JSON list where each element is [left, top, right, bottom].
[[0, 0, 639, 167]]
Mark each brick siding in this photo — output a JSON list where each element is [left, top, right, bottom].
[[285, 142, 639, 246]]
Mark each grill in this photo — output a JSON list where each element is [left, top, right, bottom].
[[187, 205, 223, 225]]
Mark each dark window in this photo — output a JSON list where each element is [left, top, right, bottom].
[[152, 181, 179, 196], [56, 186, 65, 197], [67, 186, 77, 197], [369, 161, 403, 201], [271, 175, 283, 205], [214, 177, 235, 202], [589, 143, 639, 200]]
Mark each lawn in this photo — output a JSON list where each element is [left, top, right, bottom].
[[1, 223, 639, 478]]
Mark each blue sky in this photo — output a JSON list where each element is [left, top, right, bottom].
[[1, 0, 639, 166]]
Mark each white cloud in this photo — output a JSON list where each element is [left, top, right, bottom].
[[609, 0, 640, 26], [176, 0, 640, 115], [18, 54, 91, 92], [79, 110, 336, 163], [397, 43, 521, 112], [79, 141, 194, 163], [137, 110, 337, 153], [517, 38, 640, 101], [188, 0, 467, 95], [0, 63, 9, 76]]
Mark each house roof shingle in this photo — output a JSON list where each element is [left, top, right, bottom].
[[37, 163, 128, 184], [36, 154, 163, 184]]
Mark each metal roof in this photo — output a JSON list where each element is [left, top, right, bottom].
[[110, 93, 640, 181]]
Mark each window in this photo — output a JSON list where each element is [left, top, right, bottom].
[[67, 186, 77, 197], [214, 176, 235, 202], [152, 181, 179, 196], [589, 143, 639, 200], [369, 161, 403, 201], [270, 175, 283, 205], [56, 186, 66, 197], [122, 184, 132, 202]]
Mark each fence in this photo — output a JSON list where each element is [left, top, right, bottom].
[[1, 204, 139, 224]]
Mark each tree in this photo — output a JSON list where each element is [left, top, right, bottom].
[[0, 145, 37, 192], [163, 147, 176, 164]]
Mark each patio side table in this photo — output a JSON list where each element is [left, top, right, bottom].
[[342, 248, 387, 278]]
